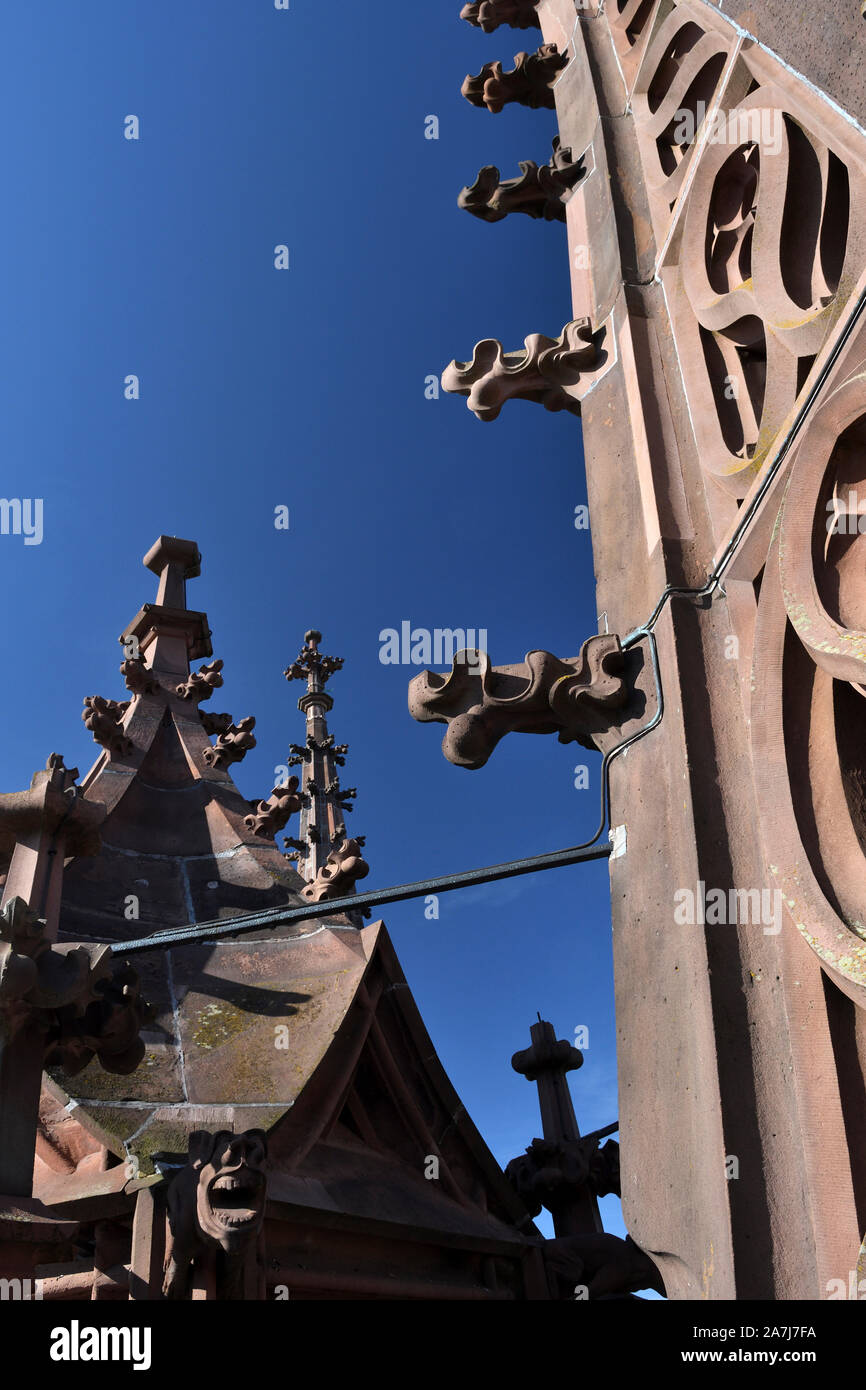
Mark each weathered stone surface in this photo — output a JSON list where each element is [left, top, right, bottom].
[[0, 897, 150, 1075]]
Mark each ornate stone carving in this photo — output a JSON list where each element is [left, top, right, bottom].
[[324, 778, 356, 807], [244, 777, 304, 838], [461, 44, 567, 114], [408, 635, 627, 769], [460, 0, 541, 34], [301, 838, 369, 903], [0, 897, 148, 1075], [750, 371, 866, 1002], [459, 139, 586, 222], [202, 716, 256, 769], [505, 1136, 620, 1218], [82, 696, 132, 758], [284, 630, 343, 686], [119, 657, 158, 696], [163, 1129, 268, 1301], [630, 11, 866, 496], [442, 319, 603, 420], [176, 659, 224, 702], [200, 711, 234, 737]]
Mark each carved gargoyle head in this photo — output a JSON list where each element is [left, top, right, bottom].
[[189, 1128, 268, 1252]]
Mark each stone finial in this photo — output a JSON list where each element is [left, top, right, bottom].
[[163, 1129, 268, 1301], [301, 838, 369, 903], [460, 0, 541, 33], [202, 716, 256, 770], [284, 630, 344, 687], [82, 696, 133, 759], [244, 777, 304, 839], [120, 657, 159, 696], [176, 659, 224, 703], [461, 45, 567, 113], [459, 139, 586, 222], [442, 319, 603, 420], [408, 635, 627, 769], [0, 897, 149, 1075]]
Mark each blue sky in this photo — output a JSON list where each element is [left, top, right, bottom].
[[0, 2, 626, 1242]]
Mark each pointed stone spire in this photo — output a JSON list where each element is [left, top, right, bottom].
[[283, 630, 362, 885]]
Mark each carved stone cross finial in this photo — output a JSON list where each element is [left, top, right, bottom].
[[284, 630, 344, 691], [408, 635, 627, 769]]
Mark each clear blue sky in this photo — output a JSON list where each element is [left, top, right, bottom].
[[0, 2, 627, 1242]]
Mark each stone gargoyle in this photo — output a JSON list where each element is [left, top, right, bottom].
[[163, 1129, 268, 1301], [408, 634, 627, 769], [461, 44, 567, 114], [460, 0, 541, 33], [441, 318, 605, 420], [459, 138, 586, 223]]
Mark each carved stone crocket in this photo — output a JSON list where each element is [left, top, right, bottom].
[[461, 44, 567, 114], [244, 777, 304, 839], [408, 635, 628, 769], [459, 138, 586, 223], [177, 659, 224, 703], [460, 1, 542, 35], [82, 695, 133, 759], [202, 716, 256, 769], [442, 319, 604, 420], [302, 838, 369, 903]]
